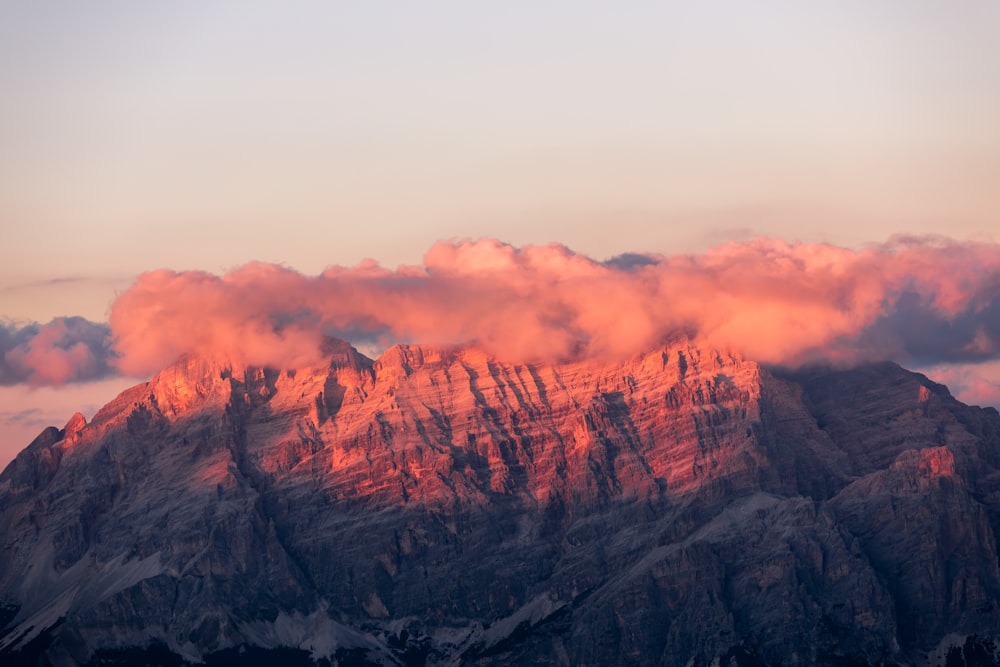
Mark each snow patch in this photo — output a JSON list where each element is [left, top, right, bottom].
[[238, 606, 394, 662], [0, 549, 164, 652], [926, 633, 1000, 667], [478, 593, 565, 651]]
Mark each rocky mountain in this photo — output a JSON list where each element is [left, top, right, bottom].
[[2, 338, 1000, 666]]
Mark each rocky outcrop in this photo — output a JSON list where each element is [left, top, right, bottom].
[[1, 339, 1000, 666]]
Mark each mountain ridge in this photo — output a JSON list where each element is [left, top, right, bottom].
[[2, 338, 1000, 666]]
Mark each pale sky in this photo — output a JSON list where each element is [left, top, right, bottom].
[[1, 1, 999, 463]]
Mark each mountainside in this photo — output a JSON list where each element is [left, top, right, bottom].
[[2, 338, 1000, 666]]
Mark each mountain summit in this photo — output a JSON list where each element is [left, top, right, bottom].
[[2, 338, 1000, 666]]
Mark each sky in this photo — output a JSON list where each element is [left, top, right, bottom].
[[2, 1, 1000, 466]]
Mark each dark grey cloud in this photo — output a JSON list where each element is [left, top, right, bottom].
[[601, 253, 660, 271]]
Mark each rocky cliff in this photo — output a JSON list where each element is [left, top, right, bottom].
[[2, 338, 1000, 666]]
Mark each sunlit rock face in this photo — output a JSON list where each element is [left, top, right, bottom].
[[2, 338, 1000, 666]]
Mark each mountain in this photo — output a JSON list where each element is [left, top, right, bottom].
[[2, 338, 1000, 666]]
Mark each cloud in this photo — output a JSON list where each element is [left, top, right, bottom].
[[105, 236, 1000, 382], [0, 318, 115, 386], [0, 276, 85, 293], [0, 407, 47, 428], [601, 252, 660, 271]]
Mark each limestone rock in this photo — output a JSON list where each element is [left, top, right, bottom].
[[2, 339, 1000, 666]]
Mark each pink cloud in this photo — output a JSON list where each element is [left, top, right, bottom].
[[1, 318, 113, 386], [105, 236, 1000, 378]]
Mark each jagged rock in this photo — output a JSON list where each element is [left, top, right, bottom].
[[1, 339, 1000, 666]]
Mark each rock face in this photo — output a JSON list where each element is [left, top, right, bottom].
[[2, 338, 1000, 666]]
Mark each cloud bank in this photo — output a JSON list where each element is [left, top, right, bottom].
[[0, 317, 114, 386], [104, 236, 1000, 379], [6, 237, 1000, 398]]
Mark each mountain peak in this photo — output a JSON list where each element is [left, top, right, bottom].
[[62, 412, 86, 435]]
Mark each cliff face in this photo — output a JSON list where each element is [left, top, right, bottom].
[[2, 339, 1000, 666]]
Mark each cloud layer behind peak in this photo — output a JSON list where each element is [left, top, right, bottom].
[[104, 236, 1000, 379], [4, 236, 1000, 395]]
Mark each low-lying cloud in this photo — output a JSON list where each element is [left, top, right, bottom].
[[0, 317, 114, 386], [105, 236, 1000, 378], [4, 237, 999, 388]]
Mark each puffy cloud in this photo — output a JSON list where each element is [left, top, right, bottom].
[[106, 236, 1000, 383], [0, 317, 114, 386]]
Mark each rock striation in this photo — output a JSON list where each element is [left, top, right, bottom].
[[2, 338, 1000, 666]]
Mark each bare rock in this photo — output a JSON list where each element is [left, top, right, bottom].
[[2, 339, 1000, 665]]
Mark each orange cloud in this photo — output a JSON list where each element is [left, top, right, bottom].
[[105, 236, 1000, 382]]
